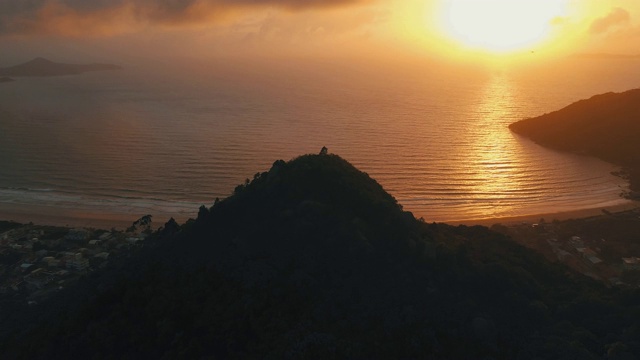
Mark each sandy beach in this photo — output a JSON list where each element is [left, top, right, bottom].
[[0, 210, 135, 229], [0, 199, 638, 231], [0, 199, 196, 230], [446, 201, 639, 227]]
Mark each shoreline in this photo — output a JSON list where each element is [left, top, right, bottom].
[[0, 210, 134, 229], [445, 201, 639, 227], [0, 209, 187, 230], [1, 200, 638, 231]]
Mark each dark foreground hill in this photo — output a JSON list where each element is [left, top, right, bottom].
[[2, 153, 640, 359], [0, 57, 121, 77], [509, 89, 640, 192]]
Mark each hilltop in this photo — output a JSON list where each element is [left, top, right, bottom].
[[2, 152, 640, 358], [0, 57, 121, 77], [509, 89, 640, 193]]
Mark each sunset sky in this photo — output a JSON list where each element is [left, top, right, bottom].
[[2, 0, 640, 65]]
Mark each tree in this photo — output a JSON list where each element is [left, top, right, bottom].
[[129, 215, 153, 233]]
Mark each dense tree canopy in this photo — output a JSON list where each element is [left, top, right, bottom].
[[2, 153, 640, 359]]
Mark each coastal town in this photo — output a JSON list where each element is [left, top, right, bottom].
[[0, 219, 151, 306], [493, 207, 640, 288]]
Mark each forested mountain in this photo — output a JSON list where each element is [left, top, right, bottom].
[[2, 153, 639, 359], [510, 89, 640, 192]]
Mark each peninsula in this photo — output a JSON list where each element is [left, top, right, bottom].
[[0, 57, 122, 77], [510, 88, 640, 195]]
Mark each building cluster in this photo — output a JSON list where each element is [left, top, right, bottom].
[[622, 257, 640, 271], [0, 224, 147, 304], [509, 217, 640, 287], [545, 231, 605, 267]]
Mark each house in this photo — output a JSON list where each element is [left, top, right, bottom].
[[622, 257, 640, 271], [24, 268, 53, 290], [42, 257, 60, 268], [98, 232, 112, 241], [609, 277, 625, 286], [20, 263, 34, 272], [570, 236, 585, 248], [65, 253, 89, 272], [126, 237, 142, 244], [586, 256, 603, 265], [578, 248, 597, 259], [65, 229, 89, 242], [94, 252, 110, 260], [555, 249, 572, 262], [576, 248, 602, 265]]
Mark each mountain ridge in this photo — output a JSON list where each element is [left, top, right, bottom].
[[509, 88, 640, 193], [0, 57, 122, 77], [2, 152, 639, 358]]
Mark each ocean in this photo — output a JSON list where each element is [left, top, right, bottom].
[[0, 57, 638, 226]]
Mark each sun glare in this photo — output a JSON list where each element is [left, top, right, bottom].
[[440, 0, 568, 53]]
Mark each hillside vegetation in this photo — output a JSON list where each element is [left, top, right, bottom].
[[2, 153, 640, 359]]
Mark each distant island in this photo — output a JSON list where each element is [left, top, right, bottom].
[[0, 77, 14, 83], [510, 88, 640, 195], [0, 57, 122, 77]]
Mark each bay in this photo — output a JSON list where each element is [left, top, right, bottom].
[[0, 57, 637, 224]]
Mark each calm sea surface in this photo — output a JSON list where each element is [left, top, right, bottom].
[[0, 58, 638, 224]]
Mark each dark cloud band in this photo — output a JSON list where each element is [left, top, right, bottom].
[[0, 0, 367, 36]]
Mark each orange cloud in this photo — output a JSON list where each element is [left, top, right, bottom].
[[589, 7, 630, 34], [0, 0, 370, 37]]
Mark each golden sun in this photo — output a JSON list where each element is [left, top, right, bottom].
[[440, 0, 568, 53]]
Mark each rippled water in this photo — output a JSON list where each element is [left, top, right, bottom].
[[0, 58, 638, 224]]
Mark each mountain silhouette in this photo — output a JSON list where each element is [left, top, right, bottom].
[[2, 152, 640, 358], [510, 88, 640, 192], [0, 57, 122, 77]]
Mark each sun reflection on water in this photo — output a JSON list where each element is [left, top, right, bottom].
[[468, 74, 524, 217]]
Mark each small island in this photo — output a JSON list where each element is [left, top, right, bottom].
[[510, 88, 640, 196], [0, 57, 122, 77]]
